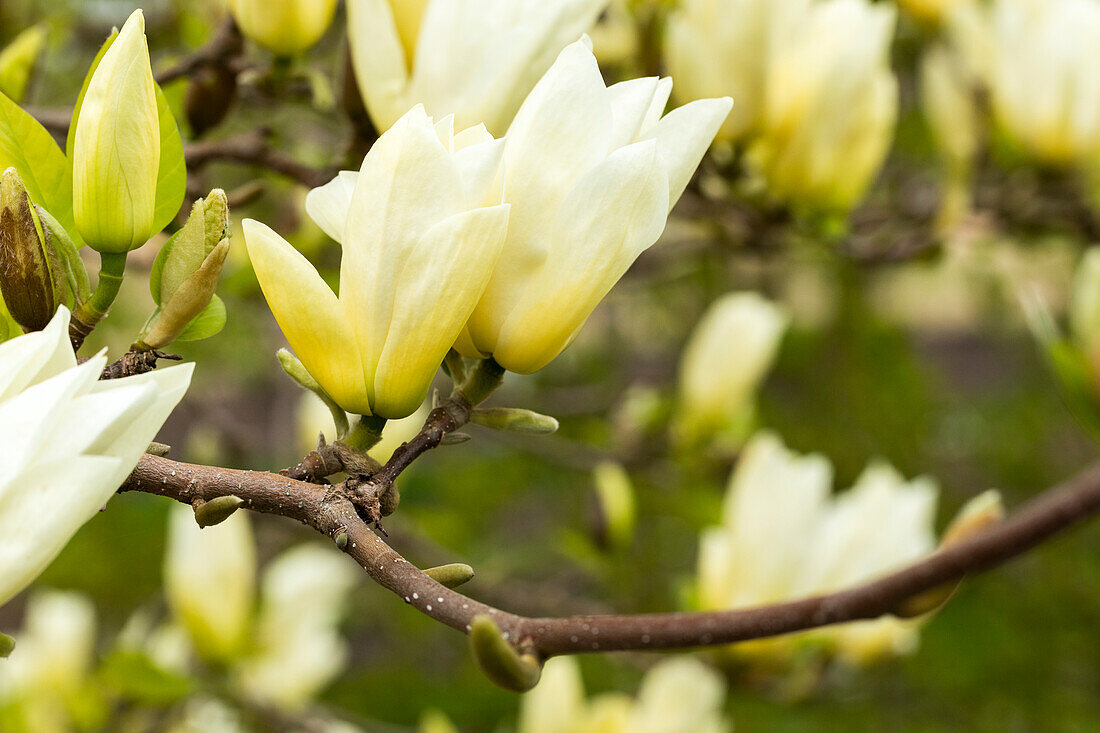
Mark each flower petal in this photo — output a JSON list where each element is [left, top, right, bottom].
[[640, 96, 732, 209], [304, 171, 358, 244]]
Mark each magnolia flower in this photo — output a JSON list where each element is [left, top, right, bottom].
[[0, 591, 97, 733], [1070, 249, 1100, 375], [0, 308, 192, 607], [233, 545, 358, 710], [457, 39, 732, 374], [72, 9, 160, 253], [228, 0, 339, 55], [920, 45, 980, 229], [898, 0, 973, 24], [747, 0, 898, 214], [346, 0, 607, 134], [245, 105, 510, 418], [949, 0, 1100, 168], [164, 503, 256, 662], [666, 0, 809, 143], [517, 656, 730, 733], [697, 432, 998, 664], [674, 292, 788, 448]]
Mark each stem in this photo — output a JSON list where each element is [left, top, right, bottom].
[[69, 252, 127, 351], [458, 358, 505, 406], [343, 415, 387, 452]]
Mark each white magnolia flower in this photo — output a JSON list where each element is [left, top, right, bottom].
[[666, 0, 809, 143], [0, 308, 192, 607], [674, 292, 788, 448], [458, 38, 732, 374], [164, 503, 256, 662], [698, 432, 994, 664], [949, 0, 1100, 168], [234, 545, 358, 710], [518, 656, 730, 733], [347, 0, 608, 134]]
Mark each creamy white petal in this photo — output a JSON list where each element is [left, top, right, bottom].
[[0, 308, 77, 402], [453, 136, 506, 208], [641, 97, 733, 209], [608, 77, 663, 149], [346, 0, 411, 131], [304, 171, 358, 244]]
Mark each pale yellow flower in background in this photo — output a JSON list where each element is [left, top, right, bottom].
[[920, 44, 980, 229], [748, 0, 898, 214], [457, 39, 732, 374], [72, 9, 160, 253], [228, 0, 339, 55], [666, 0, 809, 143], [245, 105, 510, 418], [164, 504, 256, 663], [674, 292, 788, 448], [898, 0, 973, 24], [949, 0, 1100, 168], [0, 591, 97, 733], [1070, 248, 1100, 369], [234, 545, 358, 710], [0, 308, 192, 608], [347, 0, 608, 135], [517, 656, 730, 733], [697, 432, 998, 665]]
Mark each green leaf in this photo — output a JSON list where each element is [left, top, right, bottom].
[[175, 294, 225, 341], [149, 228, 179, 304], [68, 28, 186, 242], [0, 91, 77, 245], [98, 650, 193, 706]]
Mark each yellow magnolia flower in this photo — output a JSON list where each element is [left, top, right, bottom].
[[697, 432, 999, 665], [949, 0, 1100, 167], [898, 0, 973, 24], [674, 292, 788, 448], [748, 0, 898, 214], [245, 105, 510, 418], [666, 0, 809, 144], [228, 0, 339, 56], [72, 9, 160, 253], [346, 0, 608, 134], [458, 39, 732, 374]]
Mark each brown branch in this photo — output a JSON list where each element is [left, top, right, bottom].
[[155, 17, 244, 86], [184, 129, 335, 189], [120, 449, 1100, 659]]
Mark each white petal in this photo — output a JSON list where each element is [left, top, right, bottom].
[[0, 308, 77, 402], [346, 0, 411, 131], [641, 96, 732, 208], [453, 136, 505, 207], [607, 76, 662, 148], [304, 171, 358, 244]]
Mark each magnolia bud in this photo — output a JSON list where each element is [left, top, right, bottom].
[[0, 168, 86, 332], [193, 495, 245, 528], [423, 563, 475, 589], [592, 461, 636, 553], [228, 0, 340, 56], [138, 190, 230, 349], [72, 10, 160, 253], [0, 631, 14, 658], [469, 615, 542, 692], [470, 407, 559, 435], [0, 24, 47, 103]]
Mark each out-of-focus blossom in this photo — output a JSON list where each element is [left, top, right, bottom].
[[347, 0, 608, 135], [697, 432, 997, 665], [590, 0, 640, 69], [666, 0, 808, 143], [674, 292, 788, 449], [898, 0, 973, 24], [164, 504, 256, 663], [920, 45, 980, 229], [516, 656, 730, 733], [233, 545, 358, 710], [747, 0, 898, 215], [949, 0, 1100, 168], [0, 308, 192, 607], [0, 25, 47, 102], [228, 0, 339, 56], [458, 39, 731, 374], [72, 10, 160, 253], [1070, 249, 1100, 369], [0, 591, 98, 733], [246, 105, 510, 418]]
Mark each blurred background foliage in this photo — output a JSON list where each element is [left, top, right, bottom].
[[1, 0, 1099, 730]]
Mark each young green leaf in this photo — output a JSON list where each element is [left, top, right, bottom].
[[175, 294, 226, 341]]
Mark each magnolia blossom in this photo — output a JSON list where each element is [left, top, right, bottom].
[[747, 0, 898, 214], [164, 503, 256, 662], [517, 656, 730, 733], [0, 308, 192, 607], [457, 39, 732, 374], [347, 0, 607, 134], [898, 0, 974, 23], [674, 292, 788, 447], [949, 0, 1100, 167], [245, 105, 510, 418], [1070, 249, 1100, 371], [72, 9, 160, 253], [697, 432, 994, 664], [666, 0, 809, 143], [228, 0, 339, 55]]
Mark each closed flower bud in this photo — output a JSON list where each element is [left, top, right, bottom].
[[246, 105, 511, 418], [470, 407, 559, 434], [423, 563, 475, 588], [458, 39, 732, 374], [674, 292, 788, 449], [347, 0, 607, 134], [592, 461, 636, 552], [138, 190, 230, 349], [0, 168, 86, 332], [748, 0, 898, 215], [0, 24, 47, 103], [469, 615, 542, 692], [72, 10, 160, 253], [229, 0, 339, 56]]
